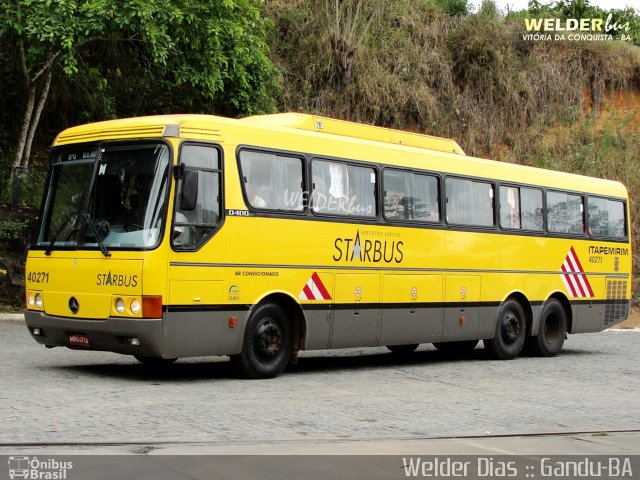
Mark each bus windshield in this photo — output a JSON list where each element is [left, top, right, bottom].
[[37, 142, 170, 251]]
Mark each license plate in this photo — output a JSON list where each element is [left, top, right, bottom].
[[67, 333, 91, 347]]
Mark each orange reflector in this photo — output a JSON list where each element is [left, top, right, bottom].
[[459, 316, 466, 326], [229, 316, 238, 328], [142, 296, 163, 318]]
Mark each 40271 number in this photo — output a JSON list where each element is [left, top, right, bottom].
[[27, 271, 49, 283]]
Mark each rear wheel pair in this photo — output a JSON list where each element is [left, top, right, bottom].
[[485, 298, 566, 360]]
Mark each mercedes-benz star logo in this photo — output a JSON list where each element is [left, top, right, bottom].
[[68, 296, 79, 314]]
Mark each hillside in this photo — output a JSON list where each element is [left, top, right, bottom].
[[265, 0, 640, 271]]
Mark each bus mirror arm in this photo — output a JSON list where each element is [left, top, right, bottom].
[[173, 163, 186, 180]]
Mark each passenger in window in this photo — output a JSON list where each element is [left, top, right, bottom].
[[386, 193, 405, 220]]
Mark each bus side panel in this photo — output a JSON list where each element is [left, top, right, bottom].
[[442, 275, 481, 342], [572, 276, 630, 333], [330, 273, 380, 348], [379, 274, 444, 346], [163, 310, 247, 358], [303, 308, 333, 350]]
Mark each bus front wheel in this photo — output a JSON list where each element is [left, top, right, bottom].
[[526, 298, 567, 357], [484, 299, 526, 360], [231, 303, 292, 379]]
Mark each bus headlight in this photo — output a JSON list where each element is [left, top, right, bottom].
[[130, 299, 141, 315], [115, 298, 126, 314], [34, 293, 43, 309], [27, 292, 35, 307]]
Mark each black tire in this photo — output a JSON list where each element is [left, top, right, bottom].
[[484, 299, 526, 360], [526, 298, 567, 357], [433, 340, 479, 356], [230, 303, 291, 379], [134, 355, 177, 366], [386, 344, 419, 354]]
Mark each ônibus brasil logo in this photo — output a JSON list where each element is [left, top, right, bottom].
[[8, 456, 73, 480]]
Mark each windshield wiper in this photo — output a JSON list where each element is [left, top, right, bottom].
[[82, 213, 111, 257], [44, 212, 78, 256]]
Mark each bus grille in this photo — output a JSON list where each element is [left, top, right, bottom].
[[604, 279, 628, 325]]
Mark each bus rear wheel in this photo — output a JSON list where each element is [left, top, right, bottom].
[[484, 299, 526, 360], [526, 298, 566, 357], [231, 303, 291, 379]]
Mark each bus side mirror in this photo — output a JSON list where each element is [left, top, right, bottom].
[[180, 170, 198, 211]]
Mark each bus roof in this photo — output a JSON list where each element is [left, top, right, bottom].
[[55, 113, 465, 156], [52, 113, 627, 198], [241, 113, 466, 156]]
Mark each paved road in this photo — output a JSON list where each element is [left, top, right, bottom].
[[1, 317, 639, 454]]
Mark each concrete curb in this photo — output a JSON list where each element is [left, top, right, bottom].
[[0, 313, 24, 322]]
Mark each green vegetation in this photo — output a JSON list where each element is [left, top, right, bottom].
[[1, 0, 640, 307], [0, 219, 29, 250], [0, 0, 279, 207]]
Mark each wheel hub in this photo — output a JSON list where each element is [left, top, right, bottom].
[[501, 312, 521, 344], [256, 319, 282, 360]]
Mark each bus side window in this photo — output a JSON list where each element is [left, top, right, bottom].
[[383, 170, 408, 220], [547, 191, 584, 234], [384, 169, 439, 223], [446, 177, 494, 227], [499, 186, 521, 229], [588, 197, 626, 238], [521, 187, 543, 231], [239, 150, 304, 212]]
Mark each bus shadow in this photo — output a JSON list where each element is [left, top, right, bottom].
[[49, 360, 238, 382], [291, 348, 485, 374], [49, 345, 594, 382]]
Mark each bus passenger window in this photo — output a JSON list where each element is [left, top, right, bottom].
[[446, 178, 494, 227], [499, 186, 521, 229], [384, 170, 409, 220], [312, 160, 376, 217], [239, 150, 304, 211], [520, 187, 543, 231], [547, 191, 584, 234], [383, 170, 439, 222], [413, 174, 439, 222], [588, 197, 626, 238]]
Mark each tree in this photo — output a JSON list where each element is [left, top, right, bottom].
[[0, 0, 279, 209]]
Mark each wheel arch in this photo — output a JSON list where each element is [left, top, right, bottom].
[[251, 291, 307, 354]]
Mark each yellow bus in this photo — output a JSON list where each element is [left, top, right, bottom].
[[24, 113, 631, 378]]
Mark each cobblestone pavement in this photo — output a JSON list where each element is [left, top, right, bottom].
[[1, 319, 639, 447]]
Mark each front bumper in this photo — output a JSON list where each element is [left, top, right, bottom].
[[24, 310, 165, 358]]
